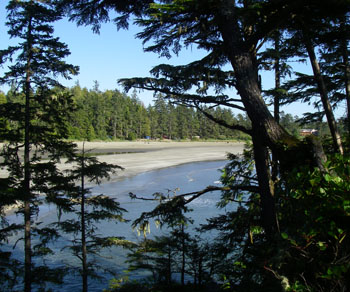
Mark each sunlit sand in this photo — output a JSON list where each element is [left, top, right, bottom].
[[1, 141, 245, 181]]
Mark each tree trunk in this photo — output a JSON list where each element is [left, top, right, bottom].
[[252, 134, 278, 236], [24, 85, 32, 292], [216, 2, 289, 236], [181, 224, 185, 286], [81, 145, 88, 292], [24, 15, 33, 292], [303, 32, 344, 155], [272, 33, 281, 182], [216, 6, 294, 153], [340, 19, 350, 139]]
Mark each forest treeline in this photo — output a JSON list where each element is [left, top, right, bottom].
[[66, 85, 250, 141], [0, 84, 337, 142], [1, 85, 250, 141], [1, 84, 251, 141]]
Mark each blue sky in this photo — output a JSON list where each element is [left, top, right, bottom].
[[0, 1, 206, 107], [0, 1, 346, 118]]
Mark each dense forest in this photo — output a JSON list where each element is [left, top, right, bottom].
[[58, 85, 250, 141], [1, 85, 335, 142], [1, 84, 251, 141], [1, 0, 350, 292]]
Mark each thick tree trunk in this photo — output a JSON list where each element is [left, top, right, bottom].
[[215, 1, 329, 161], [252, 134, 278, 236], [216, 5, 294, 152], [303, 33, 344, 155], [215, 0, 314, 237]]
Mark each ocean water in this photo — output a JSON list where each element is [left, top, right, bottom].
[[5, 160, 232, 291]]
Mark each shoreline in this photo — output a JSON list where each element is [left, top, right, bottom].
[[1, 141, 246, 180], [72, 141, 245, 182], [1, 141, 245, 213]]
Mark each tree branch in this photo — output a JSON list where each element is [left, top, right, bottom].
[[196, 106, 252, 135], [130, 184, 259, 205]]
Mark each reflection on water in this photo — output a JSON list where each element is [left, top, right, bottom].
[[6, 160, 231, 291]]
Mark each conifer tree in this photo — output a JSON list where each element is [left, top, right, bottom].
[[53, 1, 350, 290], [71, 0, 346, 235], [52, 145, 127, 292], [0, 1, 78, 291], [317, 13, 350, 138]]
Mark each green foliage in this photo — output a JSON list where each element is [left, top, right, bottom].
[[0, 0, 78, 290], [1, 1, 348, 291], [59, 86, 249, 141], [211, 150, 350, 291], [105, 276, 151, 292], [105, 276, 221, 292], [273, 154, 350, 291], [123, 148, 350, 291], [51, 147, 130, 290]]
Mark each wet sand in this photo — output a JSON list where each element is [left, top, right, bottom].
[[1, 141, 245, 213], [0, 141, 245, 181], [72, 141, 245, 181]]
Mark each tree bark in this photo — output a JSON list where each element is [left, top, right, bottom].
[[216, 2, 295, 154], [217, 16, 329, 236], [252, 134, 278, 236]]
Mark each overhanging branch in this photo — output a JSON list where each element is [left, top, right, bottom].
[[197, 106, 252, 135], [130, 184, 259, 205]]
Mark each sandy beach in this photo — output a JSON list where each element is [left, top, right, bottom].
[[0, 141, 245, 182], [72, 141, 245, 182], [1, 141, 245, 213]]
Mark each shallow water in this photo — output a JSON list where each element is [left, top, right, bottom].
[[6, 160, 233, 291]]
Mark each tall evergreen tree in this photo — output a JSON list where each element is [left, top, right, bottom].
[[112, 0, 347, 235], [317, 13, 350, 139], [52, 145, 127, 292], [51, 1, 350, 290], [0, 1, 78, 291], [154, 94, 169, 139]]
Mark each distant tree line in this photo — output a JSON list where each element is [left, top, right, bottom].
[[1, 85, 342, 143], [2, 83, 253, 141], [66, 85, 253, 141], [61, 86, 347, 142]]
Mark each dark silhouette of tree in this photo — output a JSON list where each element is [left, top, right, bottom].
[[0, 1, 78, 290], [52, 145, 128, 292]]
